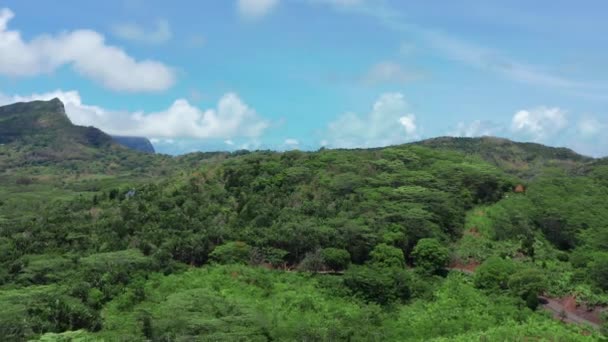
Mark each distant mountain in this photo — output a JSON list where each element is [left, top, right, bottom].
[[0, 99, 158, 170], [111, 136, 155, 153], [412, 136, 594, 178]]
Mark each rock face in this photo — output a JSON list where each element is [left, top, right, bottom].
[[111, 136, 155, 153]]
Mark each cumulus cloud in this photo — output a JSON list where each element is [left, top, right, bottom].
[[237, 0, 279, 19], [362, 61, 424, 85], [0, 90, 270, 139], [510, 107, 568, 141], [324, 92, 419, 148], [111, 19, 172, 45], [0, 8, 175, 92]]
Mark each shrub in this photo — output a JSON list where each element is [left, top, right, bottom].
[[209, 241, 251, 265], [298, 250, 325, 272], [411, 238, 449, 274], [369, 243, 405, 268], [343, 265, 412, 305], [321, 248, 351, 271], [474, 256, 517, 291]]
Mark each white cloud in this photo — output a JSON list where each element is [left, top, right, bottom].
[[237, 0, 279, 19], [224, 139, 235, 145], [284, 138, 299, 145], [510, 107, 568, 141], [0, 8, 175, 92], [111, 19, 172, 45], [324, 92, 419, 148], [362, 61, 423, 85], [0, 90, 270, 139]]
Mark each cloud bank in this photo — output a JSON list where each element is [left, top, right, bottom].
[[324, 92, 419, 148], [0, 8, 175, 92]]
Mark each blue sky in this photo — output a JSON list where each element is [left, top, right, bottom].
[[0, 0, 606, 156]]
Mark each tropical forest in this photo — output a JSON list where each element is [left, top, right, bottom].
[[1, 99, 607, 341]]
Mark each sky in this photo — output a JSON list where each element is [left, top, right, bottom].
[[0, 0, 606, 156]]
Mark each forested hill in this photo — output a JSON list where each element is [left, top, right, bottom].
[[413, 136, 593, 178], [1, 99, 607, 341], [0, 99, 157, 168]]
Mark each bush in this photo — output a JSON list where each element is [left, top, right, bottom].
[[343, 265, 412, 305], [508, 268, 546, 310], [321, 248, 350, 271], [411, 238, 449, 274], [588, 252, 608, 291], [209, 241, 251, 265], [369, 243, 405, 268], [474, 256, 517, 291], [298, 250, 325, 272]]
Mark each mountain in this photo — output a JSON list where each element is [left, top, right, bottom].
[[111, 135, 155, 153], [412, 136, 594, 178], [0, 99, 163, 170]]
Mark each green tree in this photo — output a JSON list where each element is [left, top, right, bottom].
[[474, 256, 517, 291], [343, 265, 412, 305], [588, 252, 608, 291], [369, 243, 405, 268], [508, 268, 546, 310], [411, 238, 449, 274], [321, 248, 351, 271], [298, 249, 325, 272], [209, 241, 251, 265]]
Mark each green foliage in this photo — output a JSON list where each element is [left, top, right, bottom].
[[412, 238, 449, 274], [321, 248, 350, 271], [298, 249, 325, 272], [508, 268, 546, 309], [369, 243, 405, 268], [588, 252, 608, 291], [209, 241, 252, 265], [2, 104, 608, 341], [474, 256, 517, 291], [342, 265, 413, 305]]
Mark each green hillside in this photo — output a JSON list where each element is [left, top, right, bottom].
[[414, 136, 593, 178], [0, 100, 606, 341]]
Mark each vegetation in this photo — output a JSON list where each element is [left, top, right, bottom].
[[1, 99, 607, 341]]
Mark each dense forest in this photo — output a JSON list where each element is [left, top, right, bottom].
[[1, 100, 608, 341]]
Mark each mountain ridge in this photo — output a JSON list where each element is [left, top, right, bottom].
[[0, 99, 155, 164]]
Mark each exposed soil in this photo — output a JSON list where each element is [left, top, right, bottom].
[[446, 266, 605, 329], [448, 260, 480, 274], [539, 295, 605, 328]]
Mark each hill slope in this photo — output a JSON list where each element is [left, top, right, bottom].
[[0, 99, 173, 220], [0, 99, 606, 341], [0, 99, 121, 167], [413, 136, 593, 178]]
